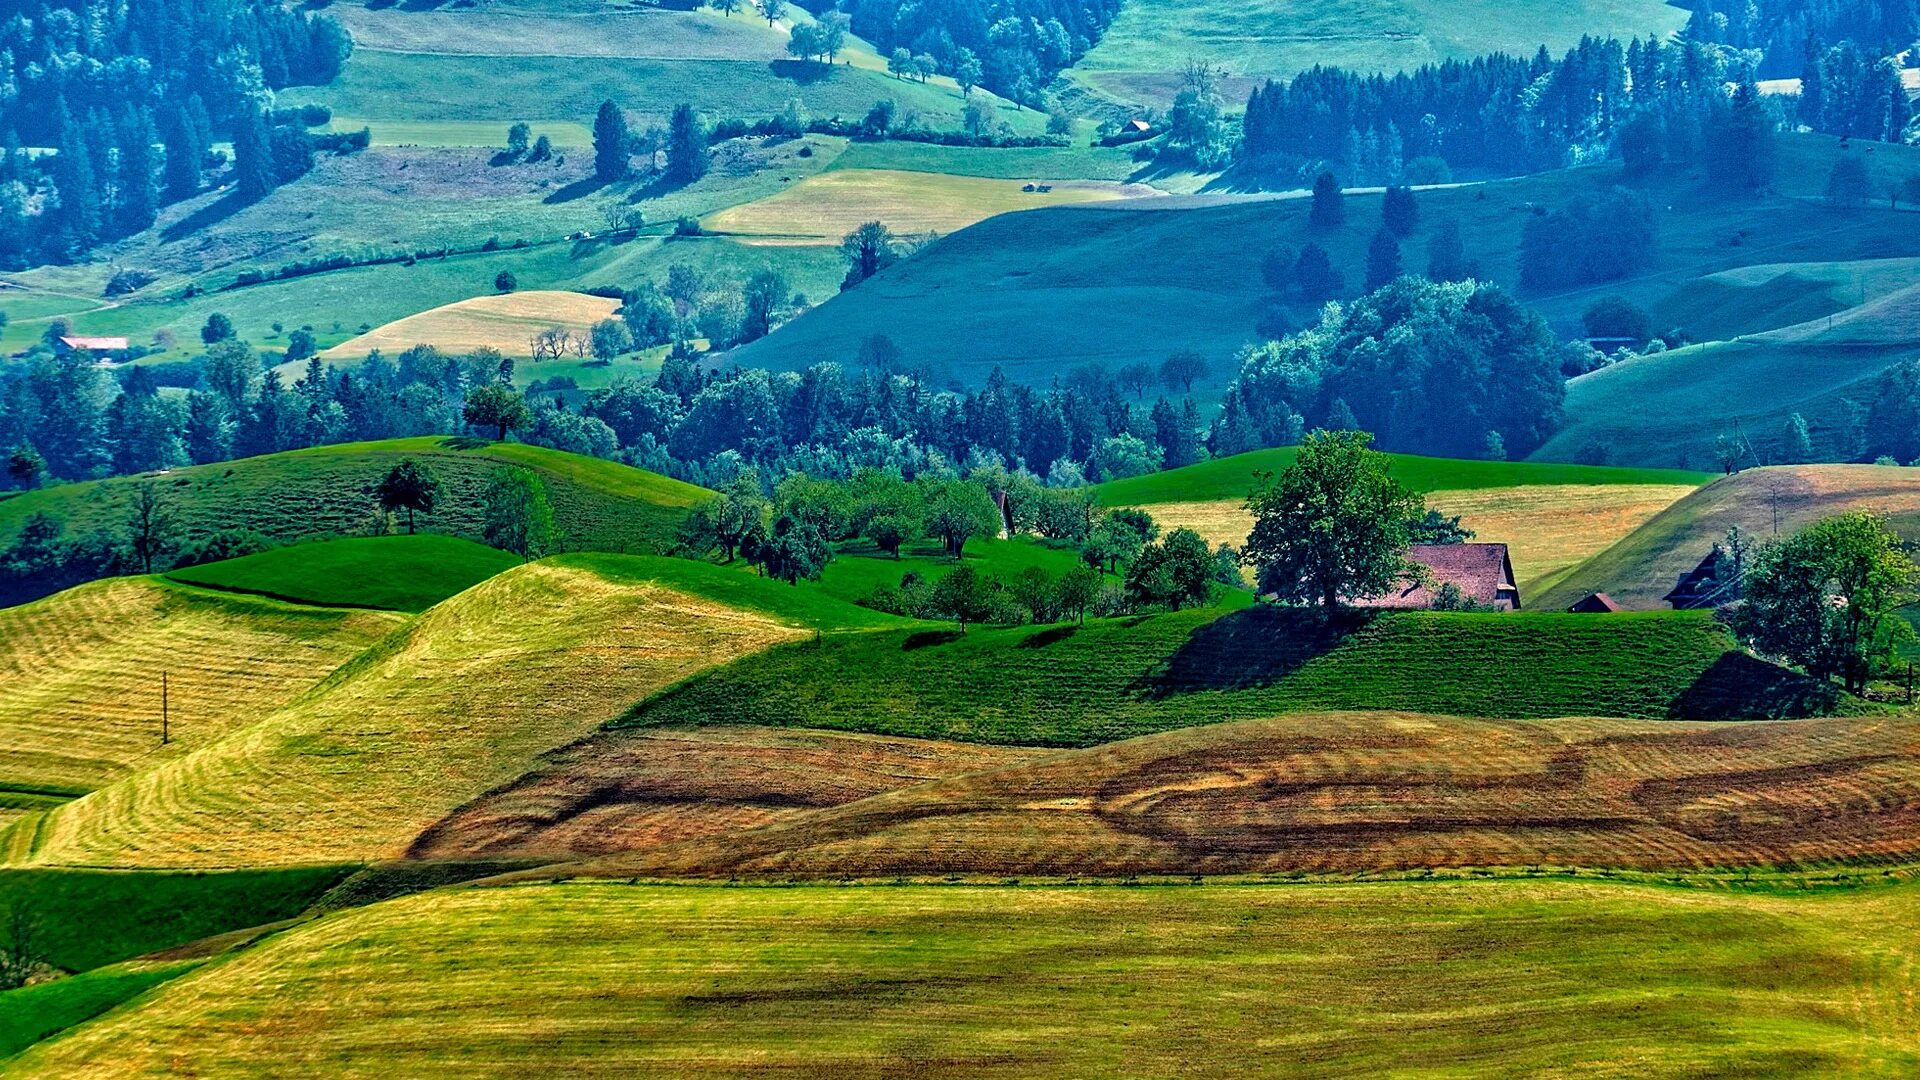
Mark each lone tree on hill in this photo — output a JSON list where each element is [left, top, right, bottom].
[[1731, 511, 1918, 694], [375, 458, 440, 534], [839, 221, 898, 290], [1160, 351, 1209, 394], [1310, 171, 1344, 226], [1241, 428, 1426, 610], [124, 480, 179, 574], [482, 467, 555, 561], [592, 100, 631, 182], [463, 382, 531, 442]]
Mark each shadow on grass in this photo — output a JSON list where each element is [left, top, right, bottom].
[[903, 629, 962, 650], [160, 192, 254, 244], [769, 59, 835, 86], [1016, 625, 1078, 649], [543, 176, 611, 204], [1132, 605, 1370, 698], [1667, 651, 1848, 720], [435, 436, 493, 451]]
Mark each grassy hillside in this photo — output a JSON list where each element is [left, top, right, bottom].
[[618, 607, 1852, 749], [604, 711, 1920, 879], [0, 577, 404, 796], [22, 554, 898, 868], [165, 536, 521, 613], [731, 136, 1920, 390], [320, 291, 620, 360], [1537, 464, 1920, 609], [703, 169, 1157, 243], [0, 438, 707, 561], [1649, 256, 1920, 344], [1068, 0, 1689, 105], [0, 961, 201, 1062], [13, 880, 1920, 1076]]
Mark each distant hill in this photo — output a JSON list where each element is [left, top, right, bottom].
[[1535, 464, 1920, 610], [730, 135, 1920, 393]]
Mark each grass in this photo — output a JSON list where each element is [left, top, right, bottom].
[[1650, 256, 1920, 344], [0, 438, 709, 564], [803, 534, 1102, 607], [320, 290, 619, 359], [597, 710, 1920, 879], [0, 577, 404, 795], [328, 2, 788, 62], [324, 117, 596, 149], [12, 880, 1920, 1076], [731, 134, 1920, 396], [1067, 0, 1689, 104], [0, 866, 350, 972], [164, 535, 521, 613], [21, 554, 891, 868], [702, 168, 1156, 243], [617, 607, 1853, 749], [0, 961, 200, 1061], [828, 140, 1153, 181], [1094, 446, 1712, 505], [1537, 464, 1920, 609]]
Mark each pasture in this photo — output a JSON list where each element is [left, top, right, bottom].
[[0, 577, 403, 796], [11, 880, 1920, 1076], [165, 536, 521, 612], [1067, 0, 1690, 103], [703, 169, 1159, 243], [619, 607, 1850, 749], [319, 290, 619, 360]]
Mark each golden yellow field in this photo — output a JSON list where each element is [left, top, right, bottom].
[[0, 578, 404, 795], [702, 168, 1158, 243], [24, 562, 802, 868], [320, 290, 619, 359], [1138, 483, 1697, 596]]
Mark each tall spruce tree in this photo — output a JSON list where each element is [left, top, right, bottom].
[[592, 100, 630, 182], [233, 108, 277, 202]]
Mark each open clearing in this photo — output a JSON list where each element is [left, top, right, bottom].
[[11, 879, 1920, 1077], [1068, 0, 1691, 104], [165, 536, 520, 613], [20, 555, 898, 868], [703, 169, 1159, 243], [599, 711, 1920, 878], [321, 290, 619, 359], [0, 577, 403, 795]]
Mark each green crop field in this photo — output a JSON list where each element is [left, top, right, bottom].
[[165, 536, 520, 613], [11, 880, 1920, 1077], [732, 135, 1920, 394], [828, 140, 1154, 181], [618, 606, 1852, 749], [1068, 0, 1689, 104], [0, 438, 707, 560]]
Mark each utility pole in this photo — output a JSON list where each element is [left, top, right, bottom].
[[161, 671, 169, 746]]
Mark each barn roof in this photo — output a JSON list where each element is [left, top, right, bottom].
[[1348, 543, 1520, 610], [1569, 592, 1624, 612], [58, 335, 130, 350]]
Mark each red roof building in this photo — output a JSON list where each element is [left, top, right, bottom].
[[1347, 543, 1521, 611]]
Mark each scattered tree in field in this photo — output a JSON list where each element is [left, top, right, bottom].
[[667, 103, 709, 183], [463, 382, 531, 441], [1826, 152, 1871, 209], [929, 564, 995, 632], [1706, 79, 1774, 193], [1309, 171, 1344, 226], [839, 221, 899, 290], [1294, 242, 1342, 300], [592, 100, 631, 182], [201, 312, 235, 345], [756, 511, 831, 583], [506, 122, 530, 158], [481, 467, 555, 561], [680, 474, 770, 563], [963, 92, 996, 136], [741, 268, 790, 342], [530, 134, 553, 162], [1160, 351, 1209, 394], [1618, 109, 1666, 177], [1057, 562, 1101, 623], [6, 444, 45, 491], [124, 480, 179, 573], [1896, 175, 1920, 210], [1783, 412, 1814, 464], [1082, 507, 1157, 573], [494, 271, 517, 293], [1261, 245, 1297, 292], [1731, 512, 1918, 694], [1426, 218, 1469, 282], [1125, 526, 1216, 610], [1581, 295, 1654, 345], [233, 108, 277, 202], [375, 458, 440, 534], [1381, 185, 1417, 235], [922, 478, 1001, 558], [756, 0, 785, 27], [1117, 361, 1156, 399], [953, 49, 983, 93], [786, 22, 825, 62], [1241, 429, 1426, 610], [1364, 228, 1402, 291], [710, 0, 740, 13], [284, 328, 317, 362]]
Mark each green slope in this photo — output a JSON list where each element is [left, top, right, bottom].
[[617, 606, 1854, 747], [1094, 447, 1710, 506], [165, 535, 520, 612]]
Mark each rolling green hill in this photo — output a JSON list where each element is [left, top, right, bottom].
[[165, 536, 521, 613], [618, 606, 1854, 749], [1535, 464, 1920, 610], [0, 438, 707, 563], [732, 135, 1920, 394]]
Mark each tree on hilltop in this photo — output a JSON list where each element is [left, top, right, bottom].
[[463, 383, 530, 442], [1241, 429, 1425, 610], [376, 458, 440, 534]]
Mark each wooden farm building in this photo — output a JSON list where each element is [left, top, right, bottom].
[[1568, 592, 1624, 613], [1665, 546, 1739, 609], [1348, 543, 1522, 611], [52, 335, 130, 361]]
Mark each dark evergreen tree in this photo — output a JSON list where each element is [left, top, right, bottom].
[[233, 108, 277, 202], [1309, 171, 1344, 226], [1381, 185, 1417, 235], [1365, 228, 1403, 291], [592, 100, 631, 182], [667, 103, 708, 184]]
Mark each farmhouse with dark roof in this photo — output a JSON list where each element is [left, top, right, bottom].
[[1348, 543, 1521, 611]]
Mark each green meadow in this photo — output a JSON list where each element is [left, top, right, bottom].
[[166, 536, 521, 613]]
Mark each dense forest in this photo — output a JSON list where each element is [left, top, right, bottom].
[[1681, 0, 1920, 76], [809, 0, 1122, 104], [0, 0, 352, 264]]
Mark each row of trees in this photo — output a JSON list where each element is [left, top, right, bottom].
[[591, 99, 709, 185], [817, 0, 1122, 106]]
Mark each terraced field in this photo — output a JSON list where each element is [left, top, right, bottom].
[[321, 291, 619, 359], [0, 577, 403, 796], [11, 879, 1920, 1077]]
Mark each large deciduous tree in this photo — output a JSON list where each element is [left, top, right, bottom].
[[375, 458, 440, 534], [1240, 429, 1425, 610]]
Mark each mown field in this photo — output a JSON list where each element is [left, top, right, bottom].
[[19, 555, 901, 868], [619, 607, 1852, 750], [704, 169, 1158, 243], [0, 577, 404, 796], [1537, 465, 1920, 609], [320, 290, 619, 360], [10, 879, 1920, 1077], [1067, 0, 1690, 104], [0, 438, 708, 562], [164, 536, 519, 612]]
